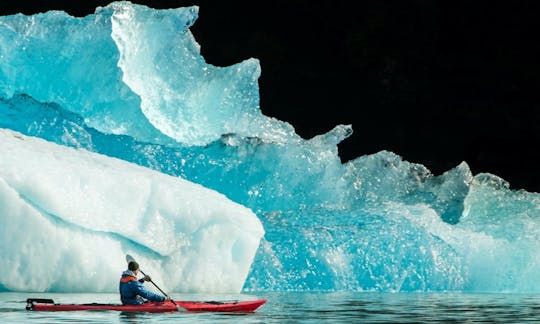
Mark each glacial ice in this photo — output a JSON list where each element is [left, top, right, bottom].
[[0, 128, 263, 292], [1, 1, 540, 293]]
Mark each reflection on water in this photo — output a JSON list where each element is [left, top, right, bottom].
[[3, 292, 540, 323]]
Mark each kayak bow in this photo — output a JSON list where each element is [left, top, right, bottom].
[[26, 298, 266, 313]]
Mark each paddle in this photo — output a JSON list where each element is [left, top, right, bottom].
[[125, 254, 183, 311]]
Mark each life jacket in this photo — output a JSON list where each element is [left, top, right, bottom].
[[120, 275, 138, 283]]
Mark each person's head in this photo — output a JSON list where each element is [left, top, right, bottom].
[[128, 261, 139, 273]]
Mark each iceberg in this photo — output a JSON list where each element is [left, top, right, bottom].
[[1, 1, 540, 293], [0, 128, 263, 292]]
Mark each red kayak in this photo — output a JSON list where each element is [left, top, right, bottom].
[[26, 298, 266, 313]]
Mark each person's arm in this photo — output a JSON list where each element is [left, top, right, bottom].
[[134, 281, 166, 302]]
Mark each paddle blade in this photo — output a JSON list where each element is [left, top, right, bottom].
[[125, 254, 147, 276], [126, 254, 136, 264]]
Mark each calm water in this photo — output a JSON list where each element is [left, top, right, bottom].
[[3, 291, 540, 323]]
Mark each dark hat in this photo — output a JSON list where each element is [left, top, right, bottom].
[[128, 261, 139, 271]]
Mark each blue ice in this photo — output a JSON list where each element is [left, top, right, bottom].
[[1, 1, 540, 293]]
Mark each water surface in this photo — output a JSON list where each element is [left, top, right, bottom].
[[4, 292, 540, 323]]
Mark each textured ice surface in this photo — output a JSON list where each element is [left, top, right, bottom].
[[0, 129, 263, 293], [1, 1, 540, 293]]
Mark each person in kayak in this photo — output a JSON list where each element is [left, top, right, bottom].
[[119, 261, 169, 305]]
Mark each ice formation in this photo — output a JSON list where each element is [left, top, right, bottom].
[[1, 1, 540, 293]]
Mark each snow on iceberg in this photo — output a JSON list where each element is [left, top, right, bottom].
[[0, 128, 264, 293]]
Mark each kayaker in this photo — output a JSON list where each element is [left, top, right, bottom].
[[119, 261, 170, 305]]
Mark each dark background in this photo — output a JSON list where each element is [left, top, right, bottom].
[[2, 1, 539, 192]]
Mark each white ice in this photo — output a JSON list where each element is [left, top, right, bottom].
[[0, 128, 264, 293]]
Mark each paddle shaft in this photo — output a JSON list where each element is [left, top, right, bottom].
[[138, 268, 170, 298]]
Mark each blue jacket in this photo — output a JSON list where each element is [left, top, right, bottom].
[[119, 270, 166, 305]]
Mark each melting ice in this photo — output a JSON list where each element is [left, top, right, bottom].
[[1, 1, 540, 293]]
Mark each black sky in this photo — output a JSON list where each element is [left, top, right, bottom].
[[2, 1, 540, 192]]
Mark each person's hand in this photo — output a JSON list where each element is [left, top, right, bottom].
[[165, 296, 172, 301], [143, 275, 152, 282]]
